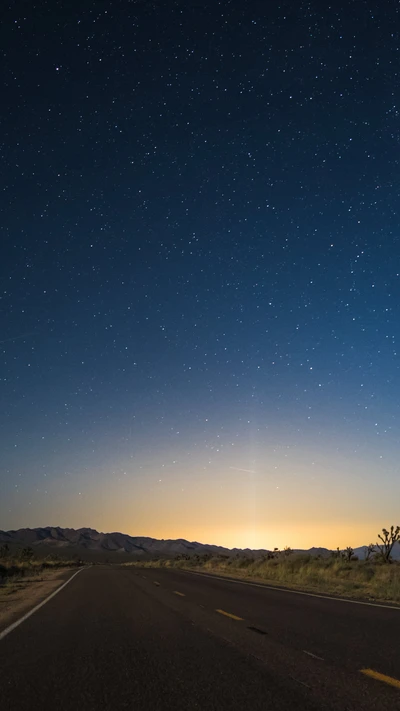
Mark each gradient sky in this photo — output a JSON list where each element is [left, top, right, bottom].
[[1, 0, 400, 550]]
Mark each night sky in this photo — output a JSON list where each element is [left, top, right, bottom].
[[1, 0, 400, 550]]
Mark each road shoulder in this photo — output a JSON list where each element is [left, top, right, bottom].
[[156, 565, 400, 609], [0, 568, 79, 633]]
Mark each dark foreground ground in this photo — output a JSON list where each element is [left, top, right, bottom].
[[1, 565, 400, 710]]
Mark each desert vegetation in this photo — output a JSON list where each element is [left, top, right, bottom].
[[0, 544, 83, 585], [125, 525, 400, 604]]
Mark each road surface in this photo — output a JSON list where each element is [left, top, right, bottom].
[[1, 565, 400, 710]]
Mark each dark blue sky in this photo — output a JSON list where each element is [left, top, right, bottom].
[[1, 0, 399, 548]]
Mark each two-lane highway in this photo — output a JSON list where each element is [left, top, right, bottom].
[[1, 565, 399, 710]]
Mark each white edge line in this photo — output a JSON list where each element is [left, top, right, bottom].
[[181, 569, 400, 611], [0, 567, 86, 642]]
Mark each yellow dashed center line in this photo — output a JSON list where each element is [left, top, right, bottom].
[[173, 591, 185, 597], [216, 608, 244, 621], [361, 669, 400, 690], [153, 581, 160, 586]]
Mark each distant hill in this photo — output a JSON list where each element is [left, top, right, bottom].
[[293, 547, 331, 558], [354, 542, 400, 561], [2, 527, 395, 561], [0, 527, 271, 559]]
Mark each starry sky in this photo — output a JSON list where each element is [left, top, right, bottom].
[[1, 0, 399, 550]]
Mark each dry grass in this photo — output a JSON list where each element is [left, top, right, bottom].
[[0, 556, 83, 583], [124, 555, 400, 604]]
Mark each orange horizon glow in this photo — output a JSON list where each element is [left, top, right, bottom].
[[114, 520, 385, 552], [2, 512, 390, 552], [3, 434, 398, 553]]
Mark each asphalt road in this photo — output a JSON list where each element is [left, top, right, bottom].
[[1, 565, 400, 710]]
